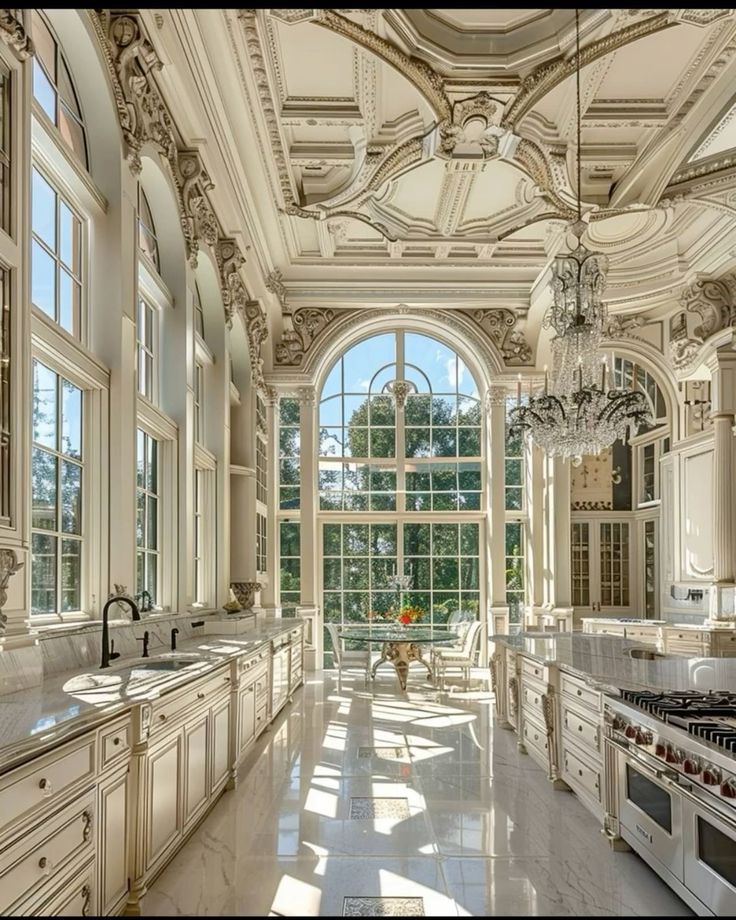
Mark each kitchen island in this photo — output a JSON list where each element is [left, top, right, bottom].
[[493, 632, 736, 915]]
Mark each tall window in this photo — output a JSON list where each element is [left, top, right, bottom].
[[280, 521, 300, 608], [136, 429, 159, 603], [504, 394, 527, 625], [256, 512, 267, 574], [317, 331, 484, 645], [31, 361, 83, 614], [193, 281, 205, 339], [31, 11, 88, 168], [505, 522, 525, 626], [193, 468, 203, 604], [0, 269, 9, 523], [31, 167, 82, 338], [0, 60, 10, 233], [194, 362, 203, 444], [278, 398, 301, 609], [137, 185, 159, 272], [256, 392, 268, 574], [136, 298, 156, 400]]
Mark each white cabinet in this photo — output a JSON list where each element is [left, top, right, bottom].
[[145, 733, 182, 873], [571, 519, 633, 615], [211, 695, 231, 796], [183, 714, 209, 828], [237, 683, 256, 758], [96, 768, 128, 916]]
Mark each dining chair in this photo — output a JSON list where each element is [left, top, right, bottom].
[[431, 611, 474, 672], [434, 620, 485, 690], [326, 623, 371, 680]]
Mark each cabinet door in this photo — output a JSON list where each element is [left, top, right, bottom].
[[146, 734, 181, 871], [598, 521, 632, 612], [211, 696, 231, 795], [183, 713, 209, 828], [238, 684, 256, 759], [97, 768, 129, 916]]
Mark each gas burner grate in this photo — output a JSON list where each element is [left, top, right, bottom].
[[620, 689, 736, 753]]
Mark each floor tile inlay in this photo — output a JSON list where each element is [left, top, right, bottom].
[[343, 896, 424, 916], [349, 796, 411, 819]]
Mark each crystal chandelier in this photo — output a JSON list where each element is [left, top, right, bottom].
[[507, 9, 651, 461]]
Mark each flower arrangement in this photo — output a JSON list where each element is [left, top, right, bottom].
[[397, 604, 424, 625]]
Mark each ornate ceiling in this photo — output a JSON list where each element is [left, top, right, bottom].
[[145, 8, 736, 376]]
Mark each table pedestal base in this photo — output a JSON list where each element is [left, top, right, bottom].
[[371, 641, 433, 690]]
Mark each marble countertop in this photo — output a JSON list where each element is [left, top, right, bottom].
[[579, 617, 736, 631], [0, 619, 302, 775], [493, 632, 736, 695]]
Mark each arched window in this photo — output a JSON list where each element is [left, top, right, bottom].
[[137, 185, 160, 272], [612, 356, 667, 431], [318, 331, 483, 646], [31, 10, 88, 169]]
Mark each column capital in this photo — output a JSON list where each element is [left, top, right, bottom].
[[298, 385, 316, 406]]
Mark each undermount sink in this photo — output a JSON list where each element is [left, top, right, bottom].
[[63, 673, 123, 694], [627, 647, 671, 661]]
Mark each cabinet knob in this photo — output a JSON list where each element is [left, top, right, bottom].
[[578, 725, 583, 732], [38, 856, 51, 875], [38, 778, 52, 797], [197, 692, 205, 700], [576, 689, 582, 696], [158, 714, 166, 722], [112, 737, 120, 746]]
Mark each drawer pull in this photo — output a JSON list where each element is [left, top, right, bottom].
[[158, 714, 167, 722], [82, 883, 91, 918], [38, 856, 51, 875], [578, 725, 583, 732], [576, 689, 582, 696], [38, 778, 53, 797], [197, 692, 205, 700], [578, 769, 583, 777], [82, 809, 92, 842], [112, 737, 120, 746]]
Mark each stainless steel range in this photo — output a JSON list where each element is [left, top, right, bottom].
[[605, 690, 736, 916]]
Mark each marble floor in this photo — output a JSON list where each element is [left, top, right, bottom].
[[144, 670, 692, 917]]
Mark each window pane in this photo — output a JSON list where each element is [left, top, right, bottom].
[[32, 169, 56, 247], [147, 496, 158, 550], [31, 240, 56, 318], [146, 436, 157, 492], [146, 553, 157, 600], [59, 201, 80, 273], [33, 362, 57, 448], [61, 377, 82, 459], [31, 531, 57, 613], [32, 447, 57, 530], [136, 490, 145, 548], [61, 538, 81, 611], [60, 459, 81, 534], [32, 12, 57, 82], [32, 58, 56, 121]]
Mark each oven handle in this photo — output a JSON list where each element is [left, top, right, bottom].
[[608, 737, 736, 825]]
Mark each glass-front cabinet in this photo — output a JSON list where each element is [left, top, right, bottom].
[[570, 518, 633, 615]]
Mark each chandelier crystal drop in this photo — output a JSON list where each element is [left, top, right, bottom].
[[506, 8, 652, 461]]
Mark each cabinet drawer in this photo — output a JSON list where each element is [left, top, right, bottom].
[[666, 642, 707, 658], [0, 791, 94, 913], [520, 657, 546, 684], [714, 632, 736, 654], [35, 858, 95, 917], [521, 712, 548, 760], [98, 717, 130, 772], [244, 660, 268, 689], [521, 681, 545, 718], [562, 741, 601, 805], [0, 737, 95, 840], [238, 647, 269, 675], [150, 668, 231, 736], [560, 672, 600, 713], [255, 704, 268, 738], [254, 674, 269, 703], [561, 703, 601, 757], [669, 629, 703, 643], [624, 627, 659, 643]]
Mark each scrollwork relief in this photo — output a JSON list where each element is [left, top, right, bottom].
[[463, 309, 533, 365], [0, 9, 33, 58], [275, 308, 336, 366], [669, 276, 734, 372], [0, 548, 23, 635]]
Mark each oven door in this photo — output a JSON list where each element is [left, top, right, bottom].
[[682, 795, 736, 916], [616, 746, 684, 881]]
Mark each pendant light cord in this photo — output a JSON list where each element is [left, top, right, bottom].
[[575, 7, 581, 224]]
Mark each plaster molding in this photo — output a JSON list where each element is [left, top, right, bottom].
[[669, 275, 735, 373], [503, 11, 673, 128], [89, 11, 223, 269], [0, 548, 23, 635], [462, 309, 534, 365], [0, 10, 32, 59]]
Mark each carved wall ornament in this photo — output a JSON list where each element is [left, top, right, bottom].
[[0, 9, 33, 59], [437, 92, 505, 160], [463, 309, 533, 365], [605, 313, 647, 340], [89, 11, 221, 268], [244, 300, 269, 393], [266, 9, 321, 25], [275, 307, 336, 366], [508, 675, 519, 719], [215, 239, 247, 325], [384, 379, 416, 409], [669, 276, 734, 372], [0, 548, 23, 634], [673, 9, 736, 26]]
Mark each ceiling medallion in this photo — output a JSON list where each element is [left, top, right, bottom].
[[507, 9, 651, 462]]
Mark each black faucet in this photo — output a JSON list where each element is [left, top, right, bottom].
[[101, 595, 141, 669], [135, 589, 154, 613], [136, 630, 150, 658], [170, 627, 179, 651]]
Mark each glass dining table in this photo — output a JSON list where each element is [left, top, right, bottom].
[[338, 625, 457, 690]]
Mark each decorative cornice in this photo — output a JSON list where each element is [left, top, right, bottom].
[[215, 238, 247, 325], [0, 10, 33, 59], [275, 307, 336, 366], [89, 11, 218, 267], [669, 276, 735, 372]]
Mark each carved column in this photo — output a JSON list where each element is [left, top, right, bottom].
[[707, 351, 736, 615], [487, 387, 509, 636], [0, 549, 24, 639], [298, 386, 321, 665], [261, 388, 279, 610]]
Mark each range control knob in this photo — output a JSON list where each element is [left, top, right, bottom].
[[635, 728, 653, 746], [665, 745, 683, 764], [683, 757, 702, 775], [624, 724, 637, 739], [655, 742, 667, 758], [703, 766, 722, 785], [720, 778, 736, 799]]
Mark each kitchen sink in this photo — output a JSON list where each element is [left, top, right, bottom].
[[626, 647, 672, 661]]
